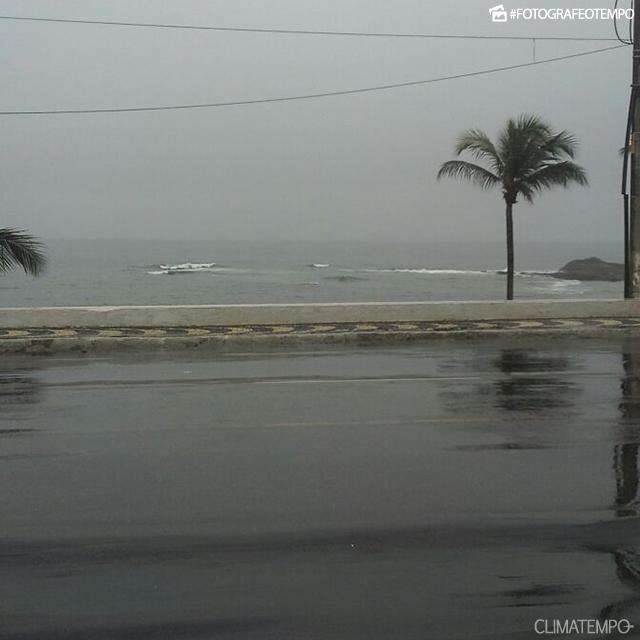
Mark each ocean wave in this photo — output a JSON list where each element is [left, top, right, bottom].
[[532, 279, 585, 295], [465, 269, 563, 277], [518, 270, 557, 275], [309, 263, 330, 268], [355, 268, 491, 275], [160, 262, 217, 271], [547, 279, 583, 287], [340, 267, 568, 279], [147, 261, 219, 275]]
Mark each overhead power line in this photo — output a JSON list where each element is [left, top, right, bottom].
[[614, 0, 634, 44], [0, 44, 626, 116], [0, 14, 622, 42]]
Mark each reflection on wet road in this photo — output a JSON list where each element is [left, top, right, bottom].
[[2, 337, 640, 639]]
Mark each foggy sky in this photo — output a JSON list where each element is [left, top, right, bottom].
[[0, 0, 631, 244]]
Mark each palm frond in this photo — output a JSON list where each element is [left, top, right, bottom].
[[498, 114, 551, 166], [437, 160, 500, 190], [495, 115, 587, 190], [454, 129, 503, 172], [516, 182, 536, 203], [0, 228, 47, 276], [518, 161, 588, 202], [439, 114, 587, 205], [514, 114, 553, 133], [522, 131, 579, 174], [541, 130, 579, 159]]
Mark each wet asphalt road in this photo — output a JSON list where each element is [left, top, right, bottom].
[[3, 337, 640, 639]]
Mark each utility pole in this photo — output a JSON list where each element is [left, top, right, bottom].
[[630, 0, 640, 296]]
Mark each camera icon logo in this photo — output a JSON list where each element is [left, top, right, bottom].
[[489, 4, 508, 22]]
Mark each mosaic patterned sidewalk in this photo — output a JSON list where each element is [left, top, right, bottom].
[[1, 316, 640, 342]]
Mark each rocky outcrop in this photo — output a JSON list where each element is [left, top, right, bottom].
[[553, 257, 624, 282]]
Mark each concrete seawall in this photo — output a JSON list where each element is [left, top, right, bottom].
[[1, 299, 639, 329], [1, 299, 639, 354]]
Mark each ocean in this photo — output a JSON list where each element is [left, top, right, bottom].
[[0, 239, 623, 307]]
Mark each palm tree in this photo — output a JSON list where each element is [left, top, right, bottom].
[[437, 115, 587, 300], [0, 228, 46, 276]]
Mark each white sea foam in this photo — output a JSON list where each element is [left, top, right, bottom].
[[548, 279, 583, 287], [520, 270, 557, 275], [160, 262, 217, 271], [533, 279, 585, 295], [148, 262, 219, 275], [356, 268, 491, 275], [493, 269, 556, 276], [341, 267, 570, 279]]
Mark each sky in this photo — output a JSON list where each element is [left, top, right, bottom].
[[0, 0, 631, 244]]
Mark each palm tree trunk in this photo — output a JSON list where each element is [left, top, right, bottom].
[[505, 203, 514, 300]]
